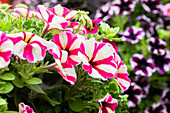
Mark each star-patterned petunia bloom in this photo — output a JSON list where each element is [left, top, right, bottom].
[[95, 2, 114, 22], [151, 50, 170, 74], [78, 38, 117, 80], [7, 32, 49, 63], [141, 0, 162, 14], [145, 103, 168, 113], [161, 3, 170, 16], [37, 5, 69, 37], [51, 31, 83, 66], [98, 93, 118, 113], [19, 103, 35, 113], [0, 31, 13, 68], [134, 76, 150, 98], [112, 0, 138, 15], [48, 4, 78, 21], [12, 8, 42, 20], [48, 42, 76, 84], [160, 89, 170, 112], [115, 61, 131, 91], [121, 26, 145, 44], [84, 19, 102, 34], [122, 82, 143, 107], [130, 54, 155, 77], [136, 15, 155, 38], [148, 37, 167, 55]]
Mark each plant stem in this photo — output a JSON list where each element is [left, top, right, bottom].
[[75, 21, 83, 34]]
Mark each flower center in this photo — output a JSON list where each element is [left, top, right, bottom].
[[24, 33, 35, 44], [89, 60, 97, 67]]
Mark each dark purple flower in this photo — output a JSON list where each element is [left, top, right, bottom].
[[148, 37, 167, 55], [95, 2, 114, 22], [130, 54, 155, 77], [141, 0, 163, 14], [160, 89, 170, 104], [151, 50, 170, 74], [122, 82, 143, 107], [121, 26, 145, 44], [134, 76, 150, 98], [136, 15, 155, 38], [145, 103, 167, 113], [112, 0, 138, 15]]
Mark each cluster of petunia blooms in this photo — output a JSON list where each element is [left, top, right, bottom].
[[0, 4, 131, 113]]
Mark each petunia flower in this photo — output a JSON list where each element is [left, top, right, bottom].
[[141, 0, 162, 14], [0, 31, 13, 68], [48, 4, 78, 21], [148, 37, 167, 55], [37, 5, 68, 37], [51, 31, 83, 66], [160, 89, 170, 112], [78, 38, 117, 80], [7, 32, 49, 63], [136, 15, 155, 38], [134, 76, 150, 98], [121, 26, 145, 44], [112, 0, 138, 15], [151, 50, 170, 74], [103, 39, 119, 54], [115, 61, 131, 91], [130, 54, 155, 77], [48, 42, 76, 84], [122, 82, 143, 107], [84, 19, 102, 34], [98, 93, 118, 113], [145, 103, 168, 113], [19, 102, 35, 113], [95, 2, 114, 22], [12, 8, 42, 20]]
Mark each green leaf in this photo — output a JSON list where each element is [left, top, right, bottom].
[[12, 74, 24, 88], [54, 105, 61, 113], [110, 27, 120, 37], [4, 111, 19, 113], [0, 73, 15, 81], [0, 81, 14, 94], [0, 98, 6, 105], [68, 98, 84, 112], [1, 22, 11, 31], [25, 77, 42, 85], [0, 20, 5, 27], [26, 84, 45, 93], [0, 97, 8, 112]]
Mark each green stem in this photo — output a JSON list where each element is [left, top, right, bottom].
[[75, 21, 82, 34]]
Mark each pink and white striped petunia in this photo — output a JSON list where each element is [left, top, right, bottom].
[[37, 5, 68, 33], [51, 31, 83, 66], [115, 61, 131, 91], [12, 8, 42, 19], [7, 32, 49, 63], [98, 93, 118, 113], [84, 19, 102, 34], [19, 103, 35, 113], [0, 31, 13, 68], [48, 4, 78, 21], [78, 38, 117, 80], [48, 42, 77, 84]]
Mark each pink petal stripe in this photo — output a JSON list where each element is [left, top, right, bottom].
[[60, 22, 68, 29], [31, 41, 47, 57], [23, 44, 34, 62], [7, 36, 23, 45], [0, 51, 12, 62], [52, 34, 63, 49], [92, 42, 105, 60], [80, 43, 89, 59]]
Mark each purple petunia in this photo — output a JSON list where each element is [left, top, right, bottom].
[[95, 2, 114, 22], [134, 76, 150, 98], [145, 103, 167, 113], [122, 82, 143, 107], [160, 89, 170, 112], [130, 54, 155, 77], [112, 0, 138, 15], [136, 15, 155, 38], [151, 50, 170, 74], [141, 0, 163, 14], [148, 37, 167, 55], [121, 26, 145, 44]]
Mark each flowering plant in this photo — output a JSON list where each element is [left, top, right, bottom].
[[0, 3, 131, 113]]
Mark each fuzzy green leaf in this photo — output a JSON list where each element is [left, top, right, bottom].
[[68, 98, 84, 112], [0, 73, 15, 81], [0, 81, 14, 94], [25, 77, 42, 85]]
